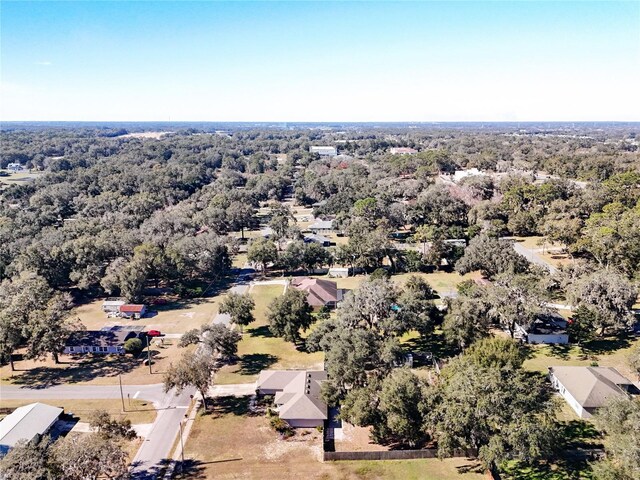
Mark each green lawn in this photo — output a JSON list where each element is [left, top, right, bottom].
[[523, 335, 640, 380], [215, 284, 324, 384]]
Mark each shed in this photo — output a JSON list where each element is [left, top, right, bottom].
[[119, 304, 147, 319]]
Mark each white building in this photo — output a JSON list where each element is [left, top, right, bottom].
[[0, 403, 63, 455], [548, 366, 638, 419], [309, 146, 337, 157], [515, 315, 569, 345], [453, 168, 482, 182]]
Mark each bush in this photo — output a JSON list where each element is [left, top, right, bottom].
[[124, 338, 143, 355], [269, 414, 293, 438], [370, 268, 390, 280]]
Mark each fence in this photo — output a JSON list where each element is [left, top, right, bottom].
[[323, 448, 475, 462]]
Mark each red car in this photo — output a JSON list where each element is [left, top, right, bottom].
[[146, 330, 162, 337]]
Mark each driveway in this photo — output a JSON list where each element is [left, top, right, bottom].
[[512, 241, 558, 274]]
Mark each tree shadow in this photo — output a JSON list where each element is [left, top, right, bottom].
[[559, 419, 603, 449], [238, 353, 277, 376], [173, 459, 207, 479], [456, 460, 484, 475], [247, 325, 274, 338], [546, 344, 573, 361], [583, 335, 632, 356], [403, 329, 460, 362], [209, 395, 252, 417], [7, 356, 139, 388]]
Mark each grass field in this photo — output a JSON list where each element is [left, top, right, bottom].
[[0, 398, 156, 424], [0, 170, 44, 186], [215, 284, 324, 384], [0, 340, 193, 387], [523, 335, 640, 380], [180, 395, 484, 480], [76, 296, 221, 334]]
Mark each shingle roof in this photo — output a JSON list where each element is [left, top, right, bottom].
[[550, 366, 634, 408], [0, 403, 63, 452], [309, 219, 334, 230], [65, 330, 136, 348], [291, 277, 338, 307], [257, 370, 328, 422]]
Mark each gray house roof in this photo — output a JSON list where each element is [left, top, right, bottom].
[[66, 329, 137, 348], [549, 366, 635, 408], [257, 370, 328, 422], [309, 219, 334, 230], [0, 403, 63, 453]]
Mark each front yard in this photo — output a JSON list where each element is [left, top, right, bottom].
[[215, 284, 324, 385], [181, 395, 485, 480]]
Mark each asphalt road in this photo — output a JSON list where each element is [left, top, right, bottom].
[[2, 266, 256, 479]]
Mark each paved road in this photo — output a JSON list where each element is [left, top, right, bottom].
[[512, 241, 558, 274], [212, 283, 250, 326], [0, 383, 164, 405]]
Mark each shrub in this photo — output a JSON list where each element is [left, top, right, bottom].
[[124, 338, 143, 355]]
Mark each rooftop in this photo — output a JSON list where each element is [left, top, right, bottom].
[[550, 366, 637, 408], [257, 370, 328, 421], [0, 403, 63, 453]]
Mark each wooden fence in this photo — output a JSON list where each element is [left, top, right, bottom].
[[323, 448, 475, 462]]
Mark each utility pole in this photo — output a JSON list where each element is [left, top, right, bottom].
[[147, 334, 152, 374], [178, 419, 185, 473], [119, 374, 126, 412]]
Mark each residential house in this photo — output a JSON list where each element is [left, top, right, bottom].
[[102, 298, 126, 313], [119, 304, 147, 319], [549, 366, 639, 418], [290, 277, 345, 309], [303, 233, 332, 247], [64, 327, 142, 355], [309, 146, 337, 157], [390, 147, 417, 155], [0, 403, 63, 455], [309, 219, 334, 235], [515, 314, 569, 345], [452, 168, 482, 182], [256, 370, 328, 428]]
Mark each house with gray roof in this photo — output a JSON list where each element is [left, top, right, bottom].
[[256, 370, 328, 428], [309, 219, 335, 234], [64, 326, 143, 355], [549, 366, 639, 418], [0, 403, 63, 455]]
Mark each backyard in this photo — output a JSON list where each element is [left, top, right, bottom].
[[180, 395, 485, 480]]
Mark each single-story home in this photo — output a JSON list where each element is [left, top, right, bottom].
[[515, 314, 569, 344], [0, 403, 63, 455], [102, 298, 126, 313], [256, 370, 328, 428], [290, 277, 345, 309], [303, 233, 332, 247], [309, 146, 337, 157], [6, 163, 26, 172], [549, 366, 639, 418], [390, 147, 417, 155], [64, 328, 140, 355], [309, 219, 335, 234], [328, 267, 349, 278], [119, 304, 147, 319]]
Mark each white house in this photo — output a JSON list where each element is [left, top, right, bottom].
[[309, 146, 337, 157], [549, 366, 639, 419], [256, 370, 328, 428], [309, 219, 334, 234], [390, 147, 417, 155], [102, 298, 126, 313], [64, 328, 142, 355], [515, 315, 569, 345], [453, 168, 482, 182], [6, 163, 25, 172], [0, 403, 63, 455]]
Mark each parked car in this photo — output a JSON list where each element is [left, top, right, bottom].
[[146, 330, 162, 337]]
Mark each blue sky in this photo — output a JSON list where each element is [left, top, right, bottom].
[[1, 1, 639, 121]]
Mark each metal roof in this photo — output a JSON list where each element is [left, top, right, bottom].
[[0, 403, 63, 452]]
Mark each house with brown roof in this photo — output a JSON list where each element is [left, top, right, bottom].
[[290, 277, 345, 309], [256, 370, 328, 428], [549, 366, 639, 418]]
